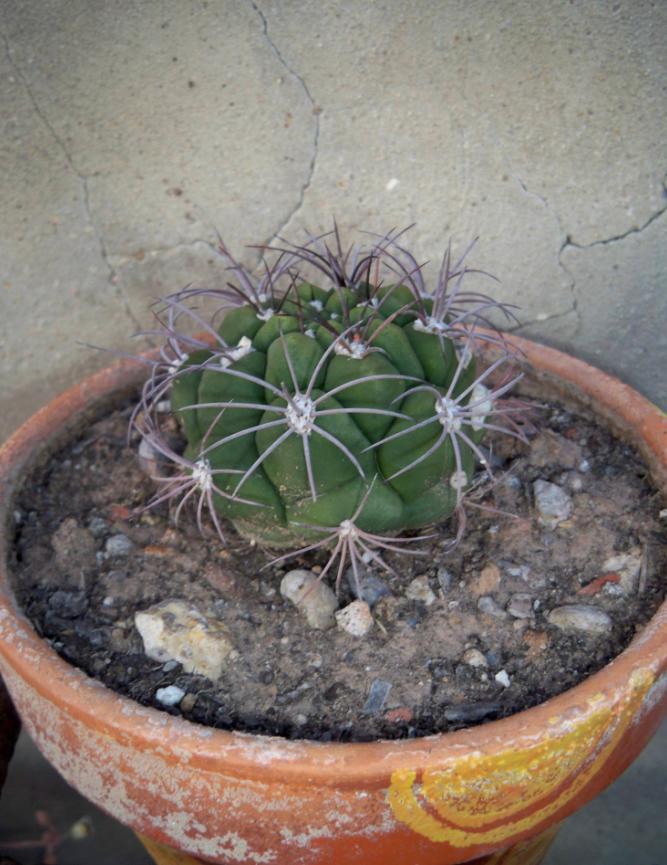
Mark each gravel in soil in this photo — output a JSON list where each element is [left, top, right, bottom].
[[9, 399, 667, 741]]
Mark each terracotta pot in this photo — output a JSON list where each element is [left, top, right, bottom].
[[0, 336, 665, 865]]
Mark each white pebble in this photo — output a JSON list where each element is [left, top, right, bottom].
[[602, 550, 641, 595], [280, 570, 338, 630], [463, 648, 488, 668], [547, 604, 612, 635], [335, 600, 373, 637], [533, 480, 573, 528], [105, 534, 134, 557], [155, 685, 185, 707], [495, 670, 511, 688], [506, 564, 531, 581], [135, 600, 234, 680]]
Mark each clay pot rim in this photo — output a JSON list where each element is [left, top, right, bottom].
[[0, 334, 665, 787]]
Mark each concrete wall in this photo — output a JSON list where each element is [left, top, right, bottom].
[[2, 0, 666, 441]]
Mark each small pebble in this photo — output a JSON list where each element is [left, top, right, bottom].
[[155, 685, 185, 707], [138, 436, 161, 476], [579, 459, 591, 473], [507, 593, 534, 619], [180, 693, 197, 713], [478, 596, 508, 619], [135, 600, 235, 679], [437, 567, 453, 592], [363, 679, 392, 715], [105, 534, 135, 557], [529, 431, 582, 469], [469, 563, 501, 597], [335, 600, 373, 637], [345, 566, 391, 607], [533, 480, 573, 528], [495, 669, 511, 688], [444, 702, 500, 724], [523, 629, 549, 657], [462, 648, 488, 668], [87, 516, 109, 538], [385, 707, 413, 724], [280, 570, 338, 630], [405, 576, 436, 606], [547, 604, 613, 635], [506, 563, 531, 581], [601, 550, 641, 595]]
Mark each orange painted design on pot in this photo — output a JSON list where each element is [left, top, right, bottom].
[[388, 670, 653, 846]]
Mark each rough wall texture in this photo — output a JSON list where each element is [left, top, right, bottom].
[[1, 0, 666, 442]]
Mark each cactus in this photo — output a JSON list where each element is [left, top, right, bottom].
[[136, 227, 525, 583]]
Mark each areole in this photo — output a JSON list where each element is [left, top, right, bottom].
[[0, 334, 665, 865]]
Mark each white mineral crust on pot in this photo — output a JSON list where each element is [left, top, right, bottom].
[[135, 599, 234, 680]]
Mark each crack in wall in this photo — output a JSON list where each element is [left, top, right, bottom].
[[249, 1, 320, 248], [562, 172, 667, 251], [514, 176, 581, 337], [557, 170, 667, 341], [509, 307, 578, 334], [1, 28, 143, 333], [513, 170, 667, 342], [107, 239, 221, 265]]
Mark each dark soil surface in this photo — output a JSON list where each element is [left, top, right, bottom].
[[9, 398, 667, 742]]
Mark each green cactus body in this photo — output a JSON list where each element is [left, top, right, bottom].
[[169, 283, 487, 547]]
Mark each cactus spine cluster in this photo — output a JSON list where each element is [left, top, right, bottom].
[[137, 228, 521, 566]]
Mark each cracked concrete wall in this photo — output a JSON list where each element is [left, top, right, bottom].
[[1, 0, 666, 442]]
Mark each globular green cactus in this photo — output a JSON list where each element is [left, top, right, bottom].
[[137, 227, 523, 577]]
